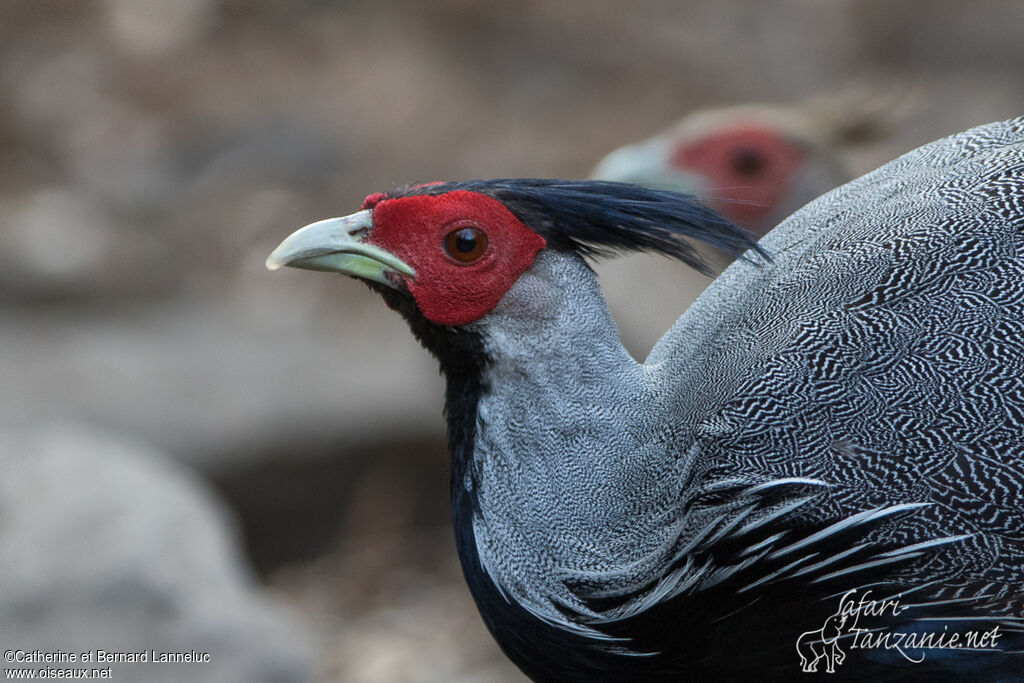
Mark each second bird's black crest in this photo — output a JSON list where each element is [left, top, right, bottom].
[[387, 179, 768, 274]]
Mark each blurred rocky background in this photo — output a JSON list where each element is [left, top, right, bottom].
[[1, 1, 1023, 681]]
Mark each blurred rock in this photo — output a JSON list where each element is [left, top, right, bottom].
[[1, 294, 444, 471], [0, 423, 314, 682], [0, 296, 444, 470]]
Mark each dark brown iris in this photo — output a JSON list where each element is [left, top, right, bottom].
[[444, 227, 488, 263], [730, 146, 768, 177]]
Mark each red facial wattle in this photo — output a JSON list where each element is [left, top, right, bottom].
[[361, 192, 388, 210], [671, 126, 804, 234], [367, 191, 546, 326]]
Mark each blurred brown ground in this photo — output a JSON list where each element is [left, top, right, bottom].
[[3, 1, 1024, 681]]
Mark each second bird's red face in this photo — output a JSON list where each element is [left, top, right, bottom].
[[671, 125, 805, 234], [363, 190, 547, 327]]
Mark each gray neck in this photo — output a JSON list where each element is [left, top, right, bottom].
[[466, 251, 691, 632]]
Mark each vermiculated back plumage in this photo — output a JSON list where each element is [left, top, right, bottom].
[[632, 116, 1024, 677]]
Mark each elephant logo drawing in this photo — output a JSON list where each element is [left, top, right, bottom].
[[796, 609, 850, 673]]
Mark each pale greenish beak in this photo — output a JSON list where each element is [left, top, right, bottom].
[[265, 210, 415, 288]]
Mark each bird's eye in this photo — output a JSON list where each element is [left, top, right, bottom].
[[729, 146, 768, 177], [444, 227, 488, 263]]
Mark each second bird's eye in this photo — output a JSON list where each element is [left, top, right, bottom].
[[444, 227, 488, 263], [729, 146, 768, 177]]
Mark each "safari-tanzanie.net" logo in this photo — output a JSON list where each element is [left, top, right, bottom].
[[796, 588, 1003, 674]]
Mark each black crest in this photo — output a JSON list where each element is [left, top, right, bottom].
[[387, 179, 769, 274]]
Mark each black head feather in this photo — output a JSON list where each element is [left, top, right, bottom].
[[385, 179, 769, 275]]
